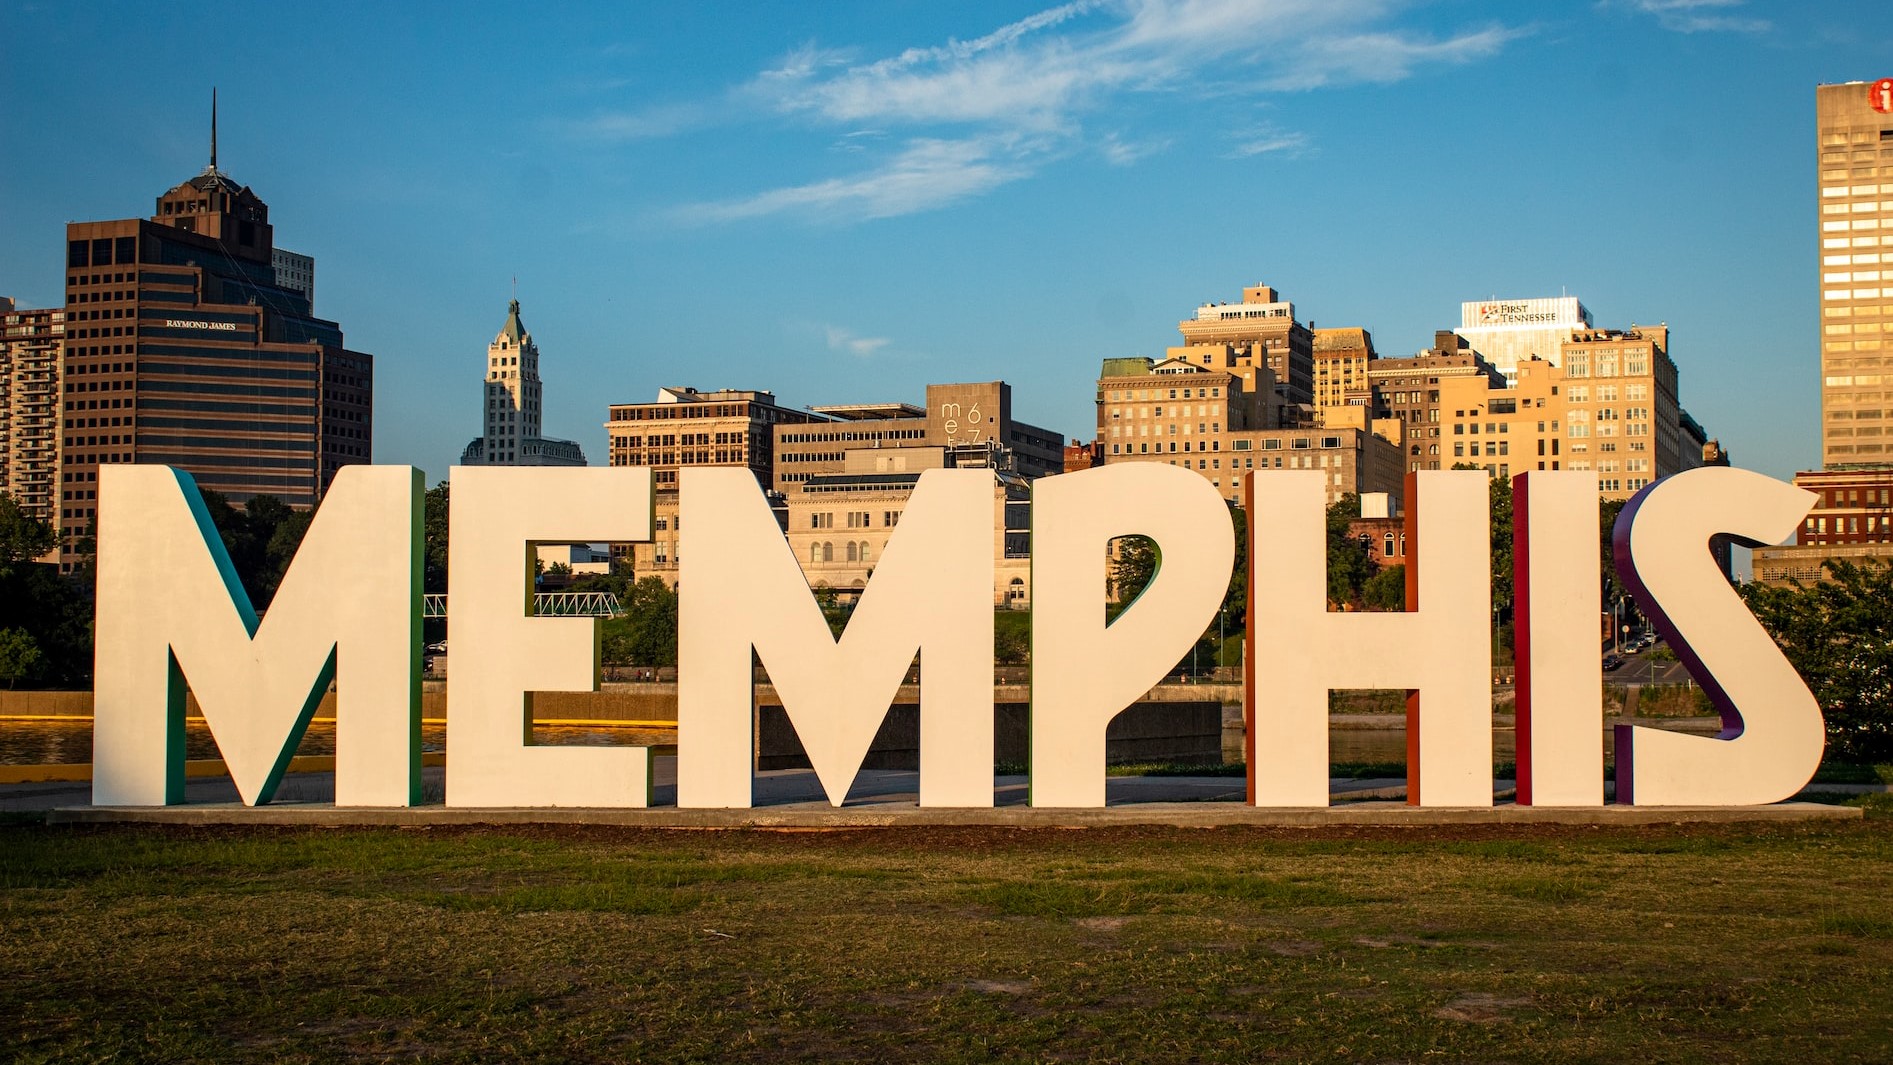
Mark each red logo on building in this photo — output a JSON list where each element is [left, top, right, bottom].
[[1872, 78, 1893, 115]]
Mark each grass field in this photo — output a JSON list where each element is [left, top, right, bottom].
[[4, 821, 1893, 1062]]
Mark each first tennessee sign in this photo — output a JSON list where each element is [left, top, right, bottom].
[[91, 464, 1823, 811]]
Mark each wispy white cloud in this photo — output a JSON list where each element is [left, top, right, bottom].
[[1259, 25, 1526, 91], [829, 129, 889, 154], [1226, 127, 1310, 159], [566, 101, 712, 142], [1100, 132, 1168, 166], [676, 137, 1034, 224], [825, 325, 892, 358], [623, 0, 1529, 223], [1609, 0, 1770, 34]]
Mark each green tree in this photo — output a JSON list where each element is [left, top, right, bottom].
[[1108, 536, 1159, 622], [1221, 501, 1247, 629], [1740, 558, 1893, 762], [420, 482, 451, 644], [1325, 494, 1374, 609], [601, 576, 680, 668], [0, 496, 56, 574], [1598, 497, 1638, 636], [1361, 564, 1406, 611], [184, 489, 316, 611], [568, 569, 632, 598], [0, 501, 91, 687], [1599, 497, 1627, 599], [423, 481, 450, 595], [1488, 474, 1514, 620], [994, 610, 1031, 665], [0, 626, 43, 689]]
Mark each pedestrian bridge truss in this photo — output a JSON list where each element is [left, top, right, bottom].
[[421, 592, 624, 619]]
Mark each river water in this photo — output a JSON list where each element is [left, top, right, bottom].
[[0, 720, 681, 766], [1, 717, 1712, 769]]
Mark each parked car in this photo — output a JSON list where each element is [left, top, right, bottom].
[[1602, 654, 1624, 672]]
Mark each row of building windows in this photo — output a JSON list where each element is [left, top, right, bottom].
[[1822, 235, 1893, 250], [68, 238, 138, 268], [1807, 515, 1893, 534], [1103, 386, 1224, 401], [609, 403, 771, 422], [1107, 423, 1223, 438], [808, 511, 879, 529], [807, 541, 871, 564], [1106, 450, 1358, 472], [611, 450, 753, 467], [778, 428, 925, 444]]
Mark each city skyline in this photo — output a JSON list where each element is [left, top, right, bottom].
[[2, 2, 1890, 483]]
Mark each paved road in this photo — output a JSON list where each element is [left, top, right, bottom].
[[1, 761, 1489, 813]]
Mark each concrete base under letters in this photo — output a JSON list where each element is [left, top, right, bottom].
[[24, 760, 1862, 828], [48, 802, 1860, 828]]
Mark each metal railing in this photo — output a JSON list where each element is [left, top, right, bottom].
[[422, 591, 623, 619]]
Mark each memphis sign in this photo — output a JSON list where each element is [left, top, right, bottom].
[[90, 464, 1822, 811]]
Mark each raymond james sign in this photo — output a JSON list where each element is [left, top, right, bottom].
[[161, 319, 240, 331], [90, 464, 1823, 812]]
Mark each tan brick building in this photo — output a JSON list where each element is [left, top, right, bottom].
[[1440, 357, 1567, 480], [1096, 353, 1401, 506], [607, 380, 1061, 594], [783, 445, 1033, 606], [1365, 335, 1503, 473], [1312, 326, 1374, 418], [1097, 357, 1257, 497], [1175, 284, 1315, 417], [604, 387, 824, 580], [1753, 467, 1893, 585], [1556, 326, 1682, 499], [773, 381, 1062, 496]]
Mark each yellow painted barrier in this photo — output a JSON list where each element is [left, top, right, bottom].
[[1, 716, 680, 727], [0, 751, 448, 785]]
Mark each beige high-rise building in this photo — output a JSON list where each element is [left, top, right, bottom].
[[605, 387, 825, 581], [1754, 80, 1893, 584], [1097, 356, 1258, 500], [0, 301, 64, 531], [1434, 325, 1693, 501], [782, 445, 1033, 606], [1367, 335, 1504, 473], [773, 381, 1062, 495], [1096, 355, 1401, 506], [461, 300, 586, 466], [772, 380, 1060, 605], [1312, 327, 1374, 418], [1453, 296, 1592, 384], [1440, 357, 1566, 480], [1175, 284, 1316, 416], [1557, 326, 1681, 500], [1818, 80, 1893, 468]]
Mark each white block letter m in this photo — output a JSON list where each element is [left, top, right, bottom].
[[91, 465, 423, 807]]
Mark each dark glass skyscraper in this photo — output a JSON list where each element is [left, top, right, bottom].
[[58, 121, 373, 566]]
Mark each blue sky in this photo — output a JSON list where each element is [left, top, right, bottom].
[[2, 0, 1889, 485]]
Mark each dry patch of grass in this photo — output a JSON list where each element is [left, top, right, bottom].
[[2, 822, 1892, 1062]]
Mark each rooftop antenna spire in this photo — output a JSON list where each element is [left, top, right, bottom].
[[209, 87, 218, 173]]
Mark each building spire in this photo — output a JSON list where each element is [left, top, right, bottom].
[[209, 87, 218, 173]]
